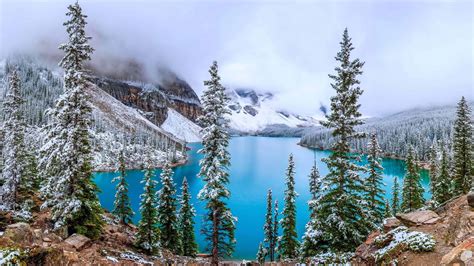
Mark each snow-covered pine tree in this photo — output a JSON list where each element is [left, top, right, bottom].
[[392, 176, 400, 216], [112, 151, 134, 224], [301, 163, 323, 258], [136, 160, 160, 254], [434, 143, 451, 204], [197, 61, 236, 264], [256, 242, 266, 265], [1, 69, 27, 210], [177, 177, 198, 257], [263, 189, 275, 261], [365, 133, 385, 223], [156, 160, 180, 253], [401, 147, 424, 212], [273, 200, 279, 260], [428, 142, 439, 196], [314, 28, 375, 252], [278, 154, 299, 259], [452, 96, 473, 195], [384, 199, 392, 218], [39, 2, 103, 238]]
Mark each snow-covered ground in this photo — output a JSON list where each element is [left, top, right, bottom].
[[161, 108, 202, 143], [226, 88, 321, 133]]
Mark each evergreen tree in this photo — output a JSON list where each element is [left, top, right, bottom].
[[452, 96, 473, 195], [112, 151, 134, 224], [301, 163, 322, 258], [365, 133, 385, 223], [197, 61, 236, 264], [401, 147, 424, 212], [156, 160, 180, 253], [312, 28, 375, 252], [136, 161, 160, 254], [278, 154, 299, 259], [392, 176, 400, 216], [39, 2, 103, 238], [272, 200, 279, 260], [256, 242, 266, 265], [1, 70, 27, 210], [384, 199, 392, 218], [434, 143, 451, 204], [263, 189, 276, 261], [428, 143, 439, 195], [177, 177, 198, 257]]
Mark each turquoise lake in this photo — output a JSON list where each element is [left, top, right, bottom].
[[94, 136, 430, 260]]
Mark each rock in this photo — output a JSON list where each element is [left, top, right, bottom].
[[467, 192, 474, 208], [441, 236, 474, 265], [353, 232, 380, 264], [64, 234, 91, 251], [397, 210, 439, 226], [383, 217, 401, 232], [4, 222, 34, 245], [243, 105, 258, 116]]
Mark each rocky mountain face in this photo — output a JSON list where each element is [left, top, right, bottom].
[[354, 195, 474, 265], [89, 74, 202, 127]]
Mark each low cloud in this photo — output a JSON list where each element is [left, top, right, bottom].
[[1, 0, 472, 116]]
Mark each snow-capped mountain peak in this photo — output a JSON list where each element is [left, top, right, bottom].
[[225, 88, 321, 134]]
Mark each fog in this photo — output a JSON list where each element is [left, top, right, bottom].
[[0, 0, 472, 116]]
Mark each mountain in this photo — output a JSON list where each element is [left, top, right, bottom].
[[300, 103, 474, 160], [226, 88, 321, 136], [0, 56, 202, 170]]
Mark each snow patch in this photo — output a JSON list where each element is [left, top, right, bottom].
[[161, 108, 202, 142]]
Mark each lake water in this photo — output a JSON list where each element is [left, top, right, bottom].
[[94, 136, 430, 260]]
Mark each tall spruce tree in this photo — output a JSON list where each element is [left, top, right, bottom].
[[452, 96, 473, 195], [156, 160, 180, 253], [272, 200, 279, 260], [263, 189, 276, 261], [112, 151, 134, 224], [136, 160, 160, 254], [428, 143, 439, 196], [392, 176, 400, 216], [197, 61, 236, 264], [434, 143, 451, 204], [365, 133, 385, 223], [312, 28, 375, 252], [1, 70, 27, 210], [278, 154, 299, 259], [39, 2, 103, 238], [177, 177, 198, 257], [401, 147, 424, 212], [301, 163, 323, 258]]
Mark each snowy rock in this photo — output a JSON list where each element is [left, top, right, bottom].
[[4, 222, 34, 245], [383, 217, 402, 232], [397, 210, 439, 226], [441, 236, 474, 265], [467, 191, 474, 208], [64, 234, 91, 251]]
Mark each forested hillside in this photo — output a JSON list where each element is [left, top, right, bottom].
[[299, 103, 473, 160], [0, 57, 191, 170]]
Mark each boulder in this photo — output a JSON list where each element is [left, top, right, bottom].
[[467, 192, 474, 208], [64, 234, 91, 251], [397, 210, 439, 226], [441, 236, 474, 265], [383, 217, 401, 232], [4, 222, 34, 245], [353, 231, 380, 264]]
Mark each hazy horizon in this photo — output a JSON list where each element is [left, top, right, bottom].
[[1, 0, 472, 117]]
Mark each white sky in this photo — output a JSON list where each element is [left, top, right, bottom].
[[0, 0, 473, 116]]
